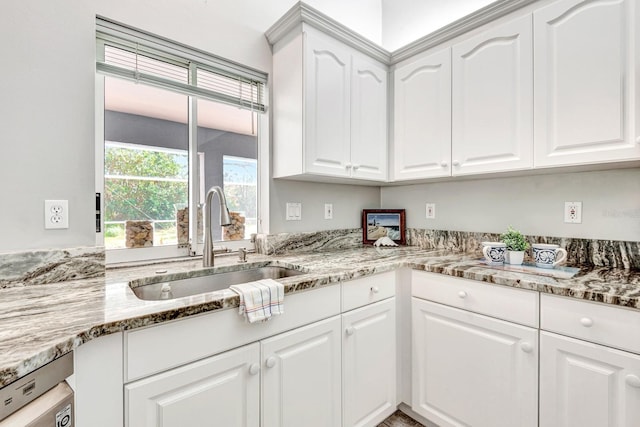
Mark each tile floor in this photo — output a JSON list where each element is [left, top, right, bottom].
[[378, 410, 426, 427]]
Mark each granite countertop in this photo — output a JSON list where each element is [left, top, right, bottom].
[[1, 246, 639, 388]]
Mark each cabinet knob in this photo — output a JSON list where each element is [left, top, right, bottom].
[[520, 342, 534, 353], [370, 286, 379, 294], [249, 363, 260, 375], [580, 317, 594, 327], [452, 160, 460, 167], [265, 356, 277, 368], [625, 374, 640, 388], [352, 164, 360, 170], [440, 161, 448, 167], [458, 291, 467, 299], [345, 163, 352, 169], [345, 327, 355, 336]]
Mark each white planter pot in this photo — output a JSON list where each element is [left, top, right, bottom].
[[505, 250, 525, 265]]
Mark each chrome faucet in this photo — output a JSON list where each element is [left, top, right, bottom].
[[203, 186, 232, 267]]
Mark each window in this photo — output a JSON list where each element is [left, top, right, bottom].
[[96, 18, 267, 262], [223, 156, 258, 238]]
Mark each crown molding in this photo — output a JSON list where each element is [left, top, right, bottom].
[[266, 1, 540, 66], [265, 1, 391, 64], [390, 0, 539, 64]]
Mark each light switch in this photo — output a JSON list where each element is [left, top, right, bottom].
[[286, 202, 302, 221]]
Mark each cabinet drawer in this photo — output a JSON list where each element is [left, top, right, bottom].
[[541, 294, 640, 354], [125, 284, 341, 382], [411, 271, 538, 327], [342, 271, 395, 312]]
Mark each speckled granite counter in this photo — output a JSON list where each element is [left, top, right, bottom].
[[1, 246, 639, 388]]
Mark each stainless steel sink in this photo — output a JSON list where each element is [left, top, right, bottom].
[[130, 266, 306, 301]]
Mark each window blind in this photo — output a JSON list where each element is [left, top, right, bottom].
[[96, 18, 266, 112]]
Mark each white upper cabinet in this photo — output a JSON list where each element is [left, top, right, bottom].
[[271, 24, 388, 182], [452, 15, 533, 176], [534, 0, 640, 167], [351, 53, 388, 181], [304, 28, 352, 177], [393, 48, 452, 180]]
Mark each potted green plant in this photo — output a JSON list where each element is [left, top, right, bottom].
[[500, 226, 530, 265]]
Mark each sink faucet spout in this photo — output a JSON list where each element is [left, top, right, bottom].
[[203, 186, 231, 267]]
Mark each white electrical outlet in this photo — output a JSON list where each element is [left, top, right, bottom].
[[324, 204, 333, 220], [286, 202, 302, 221], [564, 201, 582, 224], [426, 203, 436, 219], [45, 200, 69, 229]]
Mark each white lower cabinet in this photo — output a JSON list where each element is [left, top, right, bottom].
[[262, 315, 342, 427], [412, 297, 538, 427], [125, 343, 260, 427], [342, 298, 396, 427], [540, 331, 640, 427]]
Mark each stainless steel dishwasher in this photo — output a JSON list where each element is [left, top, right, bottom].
[[0, 352, 73, 427]]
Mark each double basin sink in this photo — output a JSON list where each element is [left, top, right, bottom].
[[130, 265, 306, 301]]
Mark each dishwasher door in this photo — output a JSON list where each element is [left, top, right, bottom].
[[0, 381, 73, 427]]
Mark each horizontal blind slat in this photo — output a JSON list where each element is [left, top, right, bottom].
[[97, 24, 266, 112], [97, 63, 266, 112]]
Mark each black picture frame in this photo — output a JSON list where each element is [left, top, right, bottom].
[[362, 209, 406, 245]]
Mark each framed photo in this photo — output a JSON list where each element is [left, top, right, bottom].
[[362, 209, 406, 245]]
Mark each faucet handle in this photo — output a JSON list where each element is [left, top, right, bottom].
[[238, 247, 248, 263]]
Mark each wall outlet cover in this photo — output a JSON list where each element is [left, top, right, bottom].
[[45, 200, 69, 229], [564, 201, 582, 224], [324, 203, 333, 220], [425, 203, 436, 219]]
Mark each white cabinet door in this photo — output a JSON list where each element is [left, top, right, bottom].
[[351, 53, 388, 181], [304, 27, 352, 178], [262, 315, 342, 427], [412, 298, 538, 427], [342, 298, 396, 427], [540, 331, 640, 427], [534, 0, 640, 167], [125, 343, 260, 427], [452, 15, 533, 175], [393, 48, 452, 180]]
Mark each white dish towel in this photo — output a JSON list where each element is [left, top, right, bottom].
[[229, 279, 285, 323]]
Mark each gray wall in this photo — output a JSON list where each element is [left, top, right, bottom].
[[0, 0, 380, 253], [381, 168, 640, 241], [0, 1, 96, 252], [269, 180, 380, 233]]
